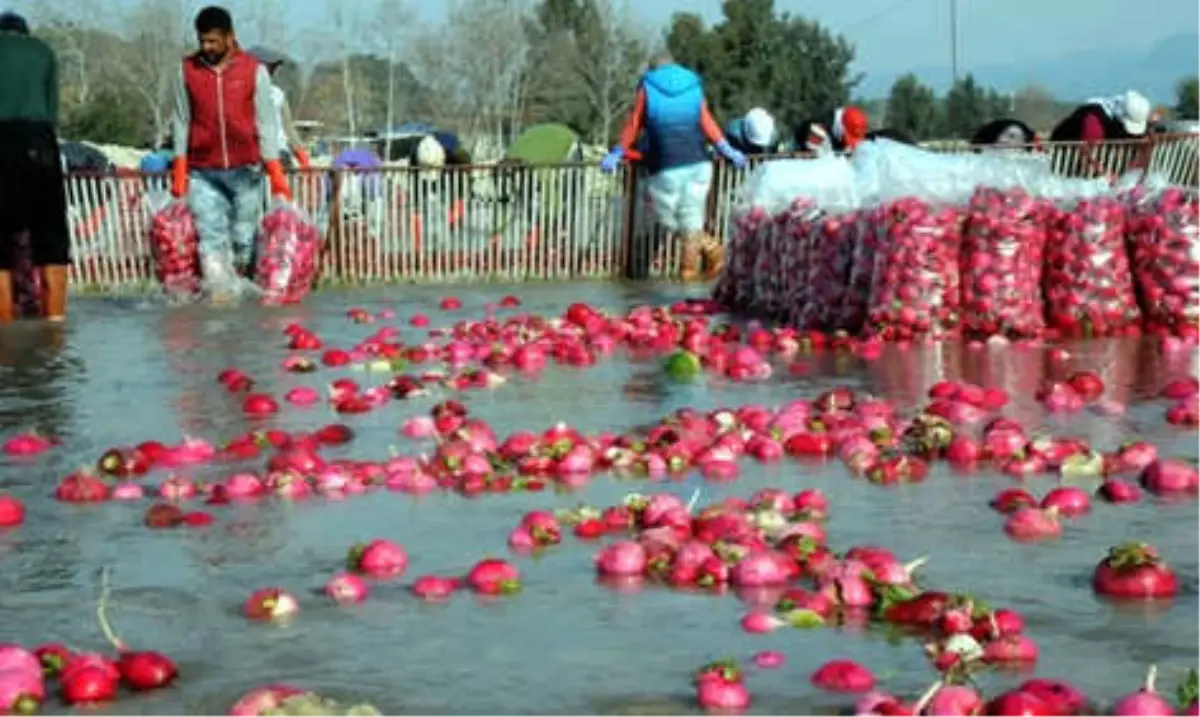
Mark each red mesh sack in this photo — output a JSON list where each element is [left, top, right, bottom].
[[1043, 196, 1139, 337], [255, 200, 323, 305], [961, 187, 1049, 338], [867, 197, 963, 339], [147, 192, 201, 297]]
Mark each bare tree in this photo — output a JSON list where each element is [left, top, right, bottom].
[[367, 0, 411, 159], [408, 0, 532, 154], [113, 0, 195, 147], [571, 0, 644, 144], [324, 0, 363, 138]]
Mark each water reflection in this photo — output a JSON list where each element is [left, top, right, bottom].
[[0, 321, 78, 437]]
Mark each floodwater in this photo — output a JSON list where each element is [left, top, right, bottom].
[[0, 283, 1196, 715]]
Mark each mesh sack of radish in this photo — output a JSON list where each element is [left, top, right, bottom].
[[838, 206, 883, 333], [146, 191, 201, 298], [797, 208, 872, 331], [255, 200, 323, 305], [749, 209, 789, 317], [714, 206, 768, 311], [778, 200, 819, 327], [1126, 187, 1200, 334], [960, 187, 1049, 338], [1043, 196, 1139, 336], [866, 197, 963, 339]]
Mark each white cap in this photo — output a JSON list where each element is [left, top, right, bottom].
[[415, 135, 446, 169], [743, 108, 775, 148], [1117, 90, 1151, 135]]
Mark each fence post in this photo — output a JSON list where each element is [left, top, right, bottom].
[[620, 165, 639, 280]]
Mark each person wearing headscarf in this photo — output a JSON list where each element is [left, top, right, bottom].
[[246, 46, 310, 171], [970, 118, 1037, 148], [171, 6, 290, 297], [600, 53, 746, 282], [1049, 90, 1151, 177], [793, 106, 870, 155], [723, 107, 780, 156], [0, 10, 70, 323]]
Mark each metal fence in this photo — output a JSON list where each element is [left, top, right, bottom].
[[63, 134, 1199, 292]]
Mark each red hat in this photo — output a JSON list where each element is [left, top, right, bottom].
[[842, 106, 869, 140]]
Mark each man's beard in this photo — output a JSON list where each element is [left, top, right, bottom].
[[202, 50, 226, 65]]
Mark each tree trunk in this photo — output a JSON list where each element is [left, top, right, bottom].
[[385, 49, 396, 161]]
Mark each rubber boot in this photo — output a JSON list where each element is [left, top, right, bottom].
[[679, 234, 701, 282], [700, 235, 725, 281], [41, 265, 68, 321], [0, 270, 13, 324]]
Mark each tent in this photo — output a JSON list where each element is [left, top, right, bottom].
[[505, 123, 582, 164], [60, 141, 114, 174]]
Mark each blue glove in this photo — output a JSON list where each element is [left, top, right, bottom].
[[715, 140, 748, 169], [600, 147, 625, 174]]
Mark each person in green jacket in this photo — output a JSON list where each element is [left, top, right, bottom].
[[500, 123, 583, 246], [0, 11, 70, 324]]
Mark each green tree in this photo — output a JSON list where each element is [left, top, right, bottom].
[[942, 74, 994, 139], [1176, 76, 1199, 120], [885, 74, 941, 140], [60, 88, 146, 145], [665, 0, 858, 129]]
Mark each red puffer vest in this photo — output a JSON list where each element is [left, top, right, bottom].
[[182, 50, 261, 170]]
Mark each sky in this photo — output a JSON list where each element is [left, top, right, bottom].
[[22, 0, 1199, 84]]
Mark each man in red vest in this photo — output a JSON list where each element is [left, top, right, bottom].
[[170, 5, 291, 298]]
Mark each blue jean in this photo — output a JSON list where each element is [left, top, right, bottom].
[[188, 167, 264, 272]]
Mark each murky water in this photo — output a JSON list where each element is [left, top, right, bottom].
[[0, 284, 1196, 715]]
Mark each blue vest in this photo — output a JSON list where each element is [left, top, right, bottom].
[[641, 65, 708, 174]]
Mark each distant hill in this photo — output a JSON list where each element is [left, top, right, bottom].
[[858, 31, 1199, 101]]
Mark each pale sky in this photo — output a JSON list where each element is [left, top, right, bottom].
[[22, 0, 1200, 82]]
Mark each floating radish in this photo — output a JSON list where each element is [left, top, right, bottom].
[[1110, 665, 1175, 716], [811, 659, 876, 693], [347, 539, 408, 579], [1092, 543, 1179, 599], [1003, 507, 1062, 541]]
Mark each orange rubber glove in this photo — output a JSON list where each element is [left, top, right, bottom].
[[292, 146, 311, 170], [265, 159, 292, 201], [171, 157, 189, 198]]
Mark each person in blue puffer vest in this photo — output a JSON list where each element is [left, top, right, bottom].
[[600, 53, 746, 282]]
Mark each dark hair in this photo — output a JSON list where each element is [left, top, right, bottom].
[[195, 6, 233, 34], [0, 11, 30, 34]]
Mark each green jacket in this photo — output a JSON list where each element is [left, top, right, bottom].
[[0, 31, 58, 126]]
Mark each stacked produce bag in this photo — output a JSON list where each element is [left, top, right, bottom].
[[715, 140, 1199, 340], [255, 201, 322, 305], [147, 191, 201, 299]]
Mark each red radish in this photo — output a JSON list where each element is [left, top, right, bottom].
[[1092, 542, 1179, 599], [284, 387, 320, 406], [926, 684, 983, 716], [241, 393, 280, 416], [0, 669, 43, 714], [0, 646, 41, 681], [1139, 459, 1199, 495], [811, 659, 876, 693], [970, 608, 1025, 641], [466, 558, 521, 595], [1097, 479, 1142, 504], [1113, 441, 1152, 474], [792, 488, 829, 519], [60, 653, 119, 684], [1111, 665, 1175, 716], [112, 483, 145, 501], [1017, 678, 1088, 714], [1003, 507, 1062, 541], [1066, 370, 1105, 401], [32, 644, 71, 677], [60, 664, 119, 704], [983, 690, 1054, 716], [944, 435, 983, 466], [228, 684, 306, 716], [740, 612, 785, 634], [117, 650, 177, 691], [731, 550, 793, 587], [695, 676, 750, 711], [440, 296, 462, 310], [1159, 376, 1199, 401], [324, 572, 369, 604], [990, 488, 1037, 514], [0, 495, 24, 527], [410, 575, 460, 601], [347, 539, 408, 578], [595, 541, 647, 576], [243, 588, 300, 621], [981, 634, 1038, 664], [751, 651, 784, 669], [54, 470, 111, 502], [1039, 486, 1091, 516], [2, 432, 53, 457]]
